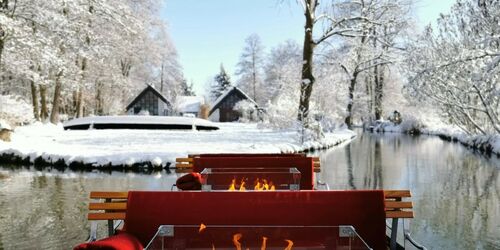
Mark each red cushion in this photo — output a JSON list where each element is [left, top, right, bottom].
[[176, 173, 202, 190], [73, 233, 143, 250], [193, 157, 314, 190], [123, 190, 386, 249]]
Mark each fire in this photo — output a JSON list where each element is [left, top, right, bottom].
[[233, 233, 242, 250], [261, 236, 268, 250], [202, 231, 292, 250], [239, 179, 246, 191], [254, 178, 276, 191], [228, 179, 236, 191], [199, 223, 206, 233], [228, 178, 275, 191]]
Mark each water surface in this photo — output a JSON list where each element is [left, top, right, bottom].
[[318, 132, 500, 249], [0, 131, 499, 249]]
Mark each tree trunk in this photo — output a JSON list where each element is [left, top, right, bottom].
[[95, 82, 103, 115], [374, 65, 384, 120], [0, 38, 4, 67], [39, 84, 49, 121], [297, 1, 316, 123], [30, 80, 40, 120], [344, 72, 359, 128], [49, 71, 63, 124], [75, 88, 83, 118], [365, 74, 373, 118]]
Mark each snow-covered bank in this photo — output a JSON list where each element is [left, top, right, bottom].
[[370, 120, 500, 156], [0, 122, 356, 168]]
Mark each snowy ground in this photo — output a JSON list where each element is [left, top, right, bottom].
[[371, 120, 500, 156], [0, 122, 356, 167]]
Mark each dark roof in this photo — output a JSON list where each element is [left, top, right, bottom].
[[126, 85, 171, 110], [209, 87, 258, 115]]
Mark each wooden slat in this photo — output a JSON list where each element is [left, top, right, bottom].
[[90, 191, 128, 199], [89, 202, 127, 211], [385, 201, 413, 209], [175, 169, 192, 174], [313, 162, 321, 168], [176, 157, 193, 163], [312, 157, 320, 162], [384, 190, 411, 198], [314, 168, 321, 173], [385, 211, 414, 218], [176, 163, 193, 168], [88, 212, 126, 220]]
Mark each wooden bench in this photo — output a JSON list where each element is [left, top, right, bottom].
[[87, 189, 413, 250], [175, 155, 322, 172]]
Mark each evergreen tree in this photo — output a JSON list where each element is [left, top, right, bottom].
[[180, 79, 195, 96], [211, 64, 232, 100]]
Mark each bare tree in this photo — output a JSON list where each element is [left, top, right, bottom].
[[236, 34, 265, 104]]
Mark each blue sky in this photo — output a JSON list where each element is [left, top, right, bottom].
[[161, 0, 456, 95]]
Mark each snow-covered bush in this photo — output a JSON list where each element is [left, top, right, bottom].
[[234, 100, 259, 123], [260, 95, 298, 129], [398, 115, 425, 134], [0, 95, 34, 125]]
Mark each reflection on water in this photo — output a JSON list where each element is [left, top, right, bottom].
[[0, 167, 178, 250], [320, 132, 500, 250]]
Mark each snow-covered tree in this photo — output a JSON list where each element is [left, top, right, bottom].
[[235, 33, 265, 105], [0, 0, 183, 124], [405, 0, 499, 135], [262, 40, 303, 128]]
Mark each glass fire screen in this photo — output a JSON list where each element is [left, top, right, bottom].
[[200, 168, 301, 191], [145, 225, 372, 250]]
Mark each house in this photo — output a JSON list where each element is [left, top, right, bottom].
[[175, 96, 205, 117], [209, 86, 260, 122], [126, 85, 172, 116]]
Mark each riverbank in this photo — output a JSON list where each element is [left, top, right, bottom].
[[0, 122, 356, 168], [369, 120, 500, 156]]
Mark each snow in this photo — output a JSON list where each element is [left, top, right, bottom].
[[370, 119, 500, 156], [0, 95, 34, 125], [0, 120, 12, 130], [0, 122, 356, 167], [63, 115, 217, 129]]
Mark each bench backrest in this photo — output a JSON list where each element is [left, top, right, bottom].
[[192, 156, 314, 190], [123, 190, 387, 250]]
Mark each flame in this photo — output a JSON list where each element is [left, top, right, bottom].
[[233, 233, 242, 250], [284, 239, 294, 250], [228, 178, 276, 191], [261, 236, 268, 250], [254, 179, 276, 191], [254, 178, 261, 190], [228, 179, 236, 191], [199, 223, 206, 233], [239, 178, 246, 191]]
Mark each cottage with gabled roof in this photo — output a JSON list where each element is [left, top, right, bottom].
[[126, 85, 172, 116], [209, 86, 260, 122]]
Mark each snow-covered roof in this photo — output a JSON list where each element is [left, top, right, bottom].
[[63, 115, 218, 129], [175, 96, 204, 113], [126, 84, 171, 110], [209, 87, 258, 115]]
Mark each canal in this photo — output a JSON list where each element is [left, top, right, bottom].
[[0, 131, 498, 249], [318, 131, 500, 249]]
